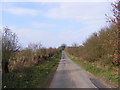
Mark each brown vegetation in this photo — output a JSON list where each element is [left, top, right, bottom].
[[8, 47, 60, 72], [2, 27, 62, 73], [106, 1, 120, 65], [66, 25, 119, 73], [66, 1, 120, 74]]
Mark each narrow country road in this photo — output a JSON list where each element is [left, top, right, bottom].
[[49, 51, 109, 88]]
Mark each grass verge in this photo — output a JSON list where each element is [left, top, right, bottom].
[[2, 53, 61, 88], [67, 54, 119, 88]]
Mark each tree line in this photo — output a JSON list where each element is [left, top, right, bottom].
[[2, 27, 63, 73], [65, 1, 120, 72], [66, 25, 118, 68]]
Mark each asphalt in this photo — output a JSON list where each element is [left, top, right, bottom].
[[49, 51, 109, 88]]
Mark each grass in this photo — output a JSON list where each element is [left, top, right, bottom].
[[2, 53, 61, 88], [67, 54, 119, 88]]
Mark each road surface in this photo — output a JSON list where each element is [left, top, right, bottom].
[[49, 51, 109, 88]]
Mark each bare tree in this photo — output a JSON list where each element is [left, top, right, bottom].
[[106, 1, 120, 65], [112, 1, 120, 65], [72, 43, 78, 47], [0, 29, 2, 72], [28, 42, 42, 51], [2, 27, 20, 73]]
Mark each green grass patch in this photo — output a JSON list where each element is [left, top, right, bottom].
[[68, 55, 119, 88], [2, 53, 61, 88]]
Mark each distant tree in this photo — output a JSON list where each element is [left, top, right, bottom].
[[2, 27, 20, 73], [72, 43, 78, 47], [60, 44, 66, 50], [28, 42, 42, 51]]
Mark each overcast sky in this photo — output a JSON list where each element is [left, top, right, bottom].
[[1, 0, 113, 48]]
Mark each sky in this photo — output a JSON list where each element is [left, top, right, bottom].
[[1, 0, 114, 48]]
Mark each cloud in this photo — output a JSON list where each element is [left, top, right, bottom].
[[2, 0, 114, 2], [44, 2, 112, 24], [2, 2, 113, 48], [8, 22, 102, 48], [4, 7, 39, 16], [32, 22, 56, 28]]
